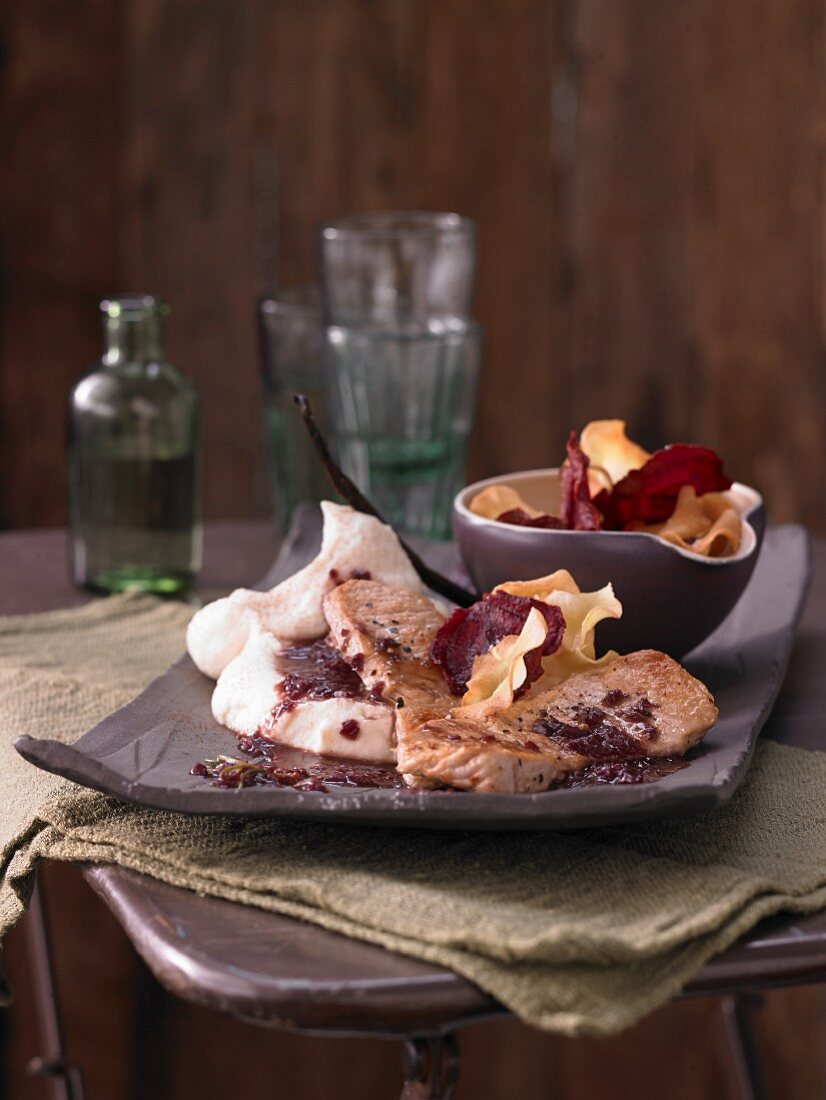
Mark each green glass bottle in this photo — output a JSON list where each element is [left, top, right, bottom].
[[68, 295, 202, 594]]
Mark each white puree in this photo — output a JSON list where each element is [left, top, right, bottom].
[[186, 503, 423, 762], [211, 622, 395, 762], [269, 699, 396, 763]]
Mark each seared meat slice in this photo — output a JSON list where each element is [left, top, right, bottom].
[[323, 583, 718, 792], [323, 579, 452, 722], [398, 650, 718, 792]]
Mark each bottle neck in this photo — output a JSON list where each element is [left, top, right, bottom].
[[103, 315, 164, 365]]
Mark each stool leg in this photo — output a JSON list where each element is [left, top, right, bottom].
[[400, 1033, 460, 1099], [24, 875, 86, 1100], [719, 994, 768, 1100]]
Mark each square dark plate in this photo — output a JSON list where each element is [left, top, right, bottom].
[[15, 515, 809, 830]]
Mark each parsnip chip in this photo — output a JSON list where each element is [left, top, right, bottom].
[[629, 485, 742, 558], [580, 420, 650, 486], [459, 608, 549, 715], [692, 509, 742, 557], [496, 571, 622, 684], [639, 483, 714, 541], [539, 585, 622, 684], [587, 465, 614, 497], [470, 484, 539, 520], [550, 585, 623, 658], [494, 569, 581, 600]]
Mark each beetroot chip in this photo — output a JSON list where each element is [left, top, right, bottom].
[[430, 591, 565, 696], [594, 443, 733, 529], [559, 432, 603, 531], [496, 508, 563, 530]]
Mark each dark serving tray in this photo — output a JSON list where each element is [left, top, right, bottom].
[[16, 514, 809, 830]]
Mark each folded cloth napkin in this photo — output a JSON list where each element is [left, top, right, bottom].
[[2, 593, 826, 1037]]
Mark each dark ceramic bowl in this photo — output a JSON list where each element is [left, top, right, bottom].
[[453, 468, 765, 658]]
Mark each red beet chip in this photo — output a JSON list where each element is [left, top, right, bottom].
[[496, 508, 563, 529], [594, 443, 733, 529], [430, 591, 565, 696], [559, 432, 604, 531]]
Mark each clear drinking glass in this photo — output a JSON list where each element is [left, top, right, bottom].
[[318, 212, 480, 539], [257, 288, 330, 533]]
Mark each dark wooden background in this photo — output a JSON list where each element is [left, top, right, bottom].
[[2, 1, 826, 1098], [3, 0, 826, 533]]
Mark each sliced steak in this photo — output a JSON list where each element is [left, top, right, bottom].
[[323, 579, 452, 724], [398, 650, 718, 792]]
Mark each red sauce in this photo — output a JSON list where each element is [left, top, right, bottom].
[[601, 689, 629, 707], [551, 757, 687, 788], [190, 735, 689, 794], [276, 641, 364, 704], [294, 776, 329, 792], [191, 734, 403, 792], [339, 718, 360, 740], [532, 694, 660, 760], [265, 641, 388, 726], [191, 694, 685, 795], [532, 712, 641, 760]]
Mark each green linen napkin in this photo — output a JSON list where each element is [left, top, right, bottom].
[[2, 594, 826, 1036]]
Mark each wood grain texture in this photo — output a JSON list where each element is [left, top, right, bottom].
[[4, 889, 825, 1100], [2, 2, 826, 1098], [562, 0, 703, 445], [257, 0, 563, 478], [417, 0, 562, 478], [255, 0, 424, 279], [695, 0, 826, 526], [563, 0, 826, 529], [0, 0, 121, 528], [2, 864, 142, 1100], [118, 0, 265, 521], [3, 0, 826, 529]]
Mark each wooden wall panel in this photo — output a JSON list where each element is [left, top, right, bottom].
[[563, 0, 826, 527], [119, 0, 264, 521], [562, 0, 703, 446], [3, 0, 826, 528], [3, 2, 826, 1098], [0, 0, 121, 528], [416, 0, 562, 478], [256, 0, 563, 480], [256, 0, 425, 284], [696, 0, 826, 525]]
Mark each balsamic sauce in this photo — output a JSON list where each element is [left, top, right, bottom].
[[190, 679, 689, 795], [532, 693, 660, 761], [267, 640, 367, 724], [191, 733, 403, 792], [550, 757, 688, 789]]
